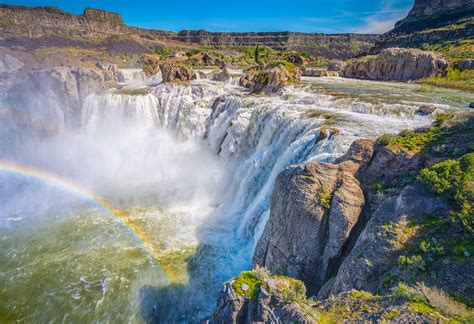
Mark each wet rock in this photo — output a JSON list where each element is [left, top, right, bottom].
[[209, 68, 231, 82], [327, 61, 345, 72], [5, 66, 107, 128], [343, 48, 447, 81], [416, 104, 438, 116], [159, 63, 197, 82], [469, 102, 474, 109], [95, 62, 120, 82]]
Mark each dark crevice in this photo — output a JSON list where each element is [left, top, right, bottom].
[[323, 187, 375, 284]]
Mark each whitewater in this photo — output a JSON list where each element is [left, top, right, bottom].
[[0, 70, 471, 322]]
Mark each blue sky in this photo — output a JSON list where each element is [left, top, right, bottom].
[[3, 0, 414, 33]]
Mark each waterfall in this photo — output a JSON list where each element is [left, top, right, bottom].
[[2, 75, 455, 322]]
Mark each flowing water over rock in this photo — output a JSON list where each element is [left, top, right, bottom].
[[0, 75, 472, 322]]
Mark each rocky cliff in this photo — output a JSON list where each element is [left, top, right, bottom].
[[0, 5, 377, 59], [224, 112, 474, 322], [343, 48, 448, 81], [376, 0, 474, 50]]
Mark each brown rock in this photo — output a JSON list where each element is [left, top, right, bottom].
[[159, 63, 197, 83], [343, 48, 447, 81], [240, 62, 301, 94]]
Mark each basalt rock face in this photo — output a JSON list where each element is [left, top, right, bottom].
[[252, 135, 452, 299], [5, 66, 115, 128], [375, 0, 474, 50], [323, 184, 449, 298], [0, 5, 378, 59], [343, 48, 448, 81], [253, 140, 371, 295]]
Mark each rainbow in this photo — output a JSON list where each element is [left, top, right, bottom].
[[0, 159, 183, 283]]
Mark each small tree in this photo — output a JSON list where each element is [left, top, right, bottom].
[[254, 46, 260, 64]]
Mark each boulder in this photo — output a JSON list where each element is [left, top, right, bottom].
[[95, 62, 120, 82], [343, 48, 448, 81], [303, 68, 339, 77], [159, 63, 197, 83], [209, 68, 231, 82], [327, 61, 345, 72], [239, 62, 301, 94], [456, 59, 474, 71], [285, 52, 306, 66]]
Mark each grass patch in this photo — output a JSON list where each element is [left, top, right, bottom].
[[377, 113, 474, 158], [422, 68, 474, 92], [232, 271, 269, 300]]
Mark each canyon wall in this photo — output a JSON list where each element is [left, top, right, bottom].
[[375, 0, 474, 50]]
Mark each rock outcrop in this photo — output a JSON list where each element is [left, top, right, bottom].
[[5, 66, 114, 128], [252, 112, 474, 305], [159, 63, 197, 83], [239, 62, 301, 94], [323, 184, 448, 297], [0, 51, 24, 77], [302, 68, 339, 77], [343, 48, 448, 81], [253, 139, 370, 294], [205, 270, 461, 323], [203, 270, 317, 324], [209, 68, 232, 82], [456, 59, 474, 71]]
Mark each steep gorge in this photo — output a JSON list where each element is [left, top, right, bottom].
[[0, 4, 377, 59]]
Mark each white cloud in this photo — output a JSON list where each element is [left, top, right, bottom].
[[355, 1, 411, 34]]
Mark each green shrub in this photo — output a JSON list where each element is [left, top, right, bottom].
[[417, 153, 473, 233], [233, 271, 268, 300], [317, 186, 332, 209]]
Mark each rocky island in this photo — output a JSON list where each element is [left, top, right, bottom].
[[0, 0, 472, 323]]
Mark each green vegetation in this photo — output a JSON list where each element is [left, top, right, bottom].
[[377, 113, 474, 158], [232, 270, 269, 300], [254, 46, 260, 64], [422, 67, 474, 92], [153, 47, 172, 57], [317, 186, 333, 209], [417, 153, 473, 233], [391, 283, 473, 321], [428, 39, 473, 62]]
